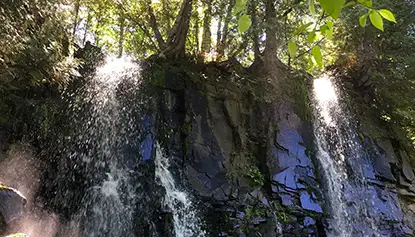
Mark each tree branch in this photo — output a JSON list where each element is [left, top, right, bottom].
[[162, 0, 193, 58], [144, 0, 166, 49], [118, 4, 160, 51]]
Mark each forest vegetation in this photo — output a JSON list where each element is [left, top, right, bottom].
[[0, 0, 414, 150]]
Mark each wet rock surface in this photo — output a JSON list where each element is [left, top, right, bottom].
[[150, 61, 415, 236], [148, 62, 325, 236], [1, 56, 415, 237], [0, 185, 26, 224]]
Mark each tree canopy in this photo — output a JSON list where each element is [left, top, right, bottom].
[[0, 0, 414, 145]]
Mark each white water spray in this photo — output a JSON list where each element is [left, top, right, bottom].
[[312, 76, 349, 236], [155, 146, 206, 237], [65, 56, 141, 237], [312, 75, 381, 237]]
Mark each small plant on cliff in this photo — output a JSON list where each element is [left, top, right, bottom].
[[245, 166, 265, 188]]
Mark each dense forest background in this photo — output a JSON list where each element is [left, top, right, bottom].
[[0, 0, 414, 157]]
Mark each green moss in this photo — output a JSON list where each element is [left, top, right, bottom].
[[227, 151, 265, 188], [240, 205, 268, 234], [245, 166, 265, 188], [282, 74, 313, 121], [151, 69, 166, 87], [181, 123, 192, 135], [270, 201, 293, 224]]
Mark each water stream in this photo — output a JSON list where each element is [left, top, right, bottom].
[[312, 76, 381, 237], [67, 57, 141, 237], [61, 57, 204, 237], [155, 146, 205, 237]]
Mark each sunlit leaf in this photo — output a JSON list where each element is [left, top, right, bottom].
[[307, 32, 316, 43], [294, 23, 313, 35], [344, 1, 356, 7], [312, 46, 323, 67], [369, 10, 384, 31], [309, 0, 316, 15], [318, 0, 345, 19], [357, 0, 372, 7], [379, 9, 396, 23], [238, 14, 251, 33], [359, 14, 368, 27], [319, 25, 329, 32], [325, 28, 333, 40], [288, 41, 297, 58], [233, 0, 247, 15], [325, 21, 333, 39]]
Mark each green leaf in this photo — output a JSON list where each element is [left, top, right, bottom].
[[369, 10, 384, 31], [318, 22, 333, 40], [379, 9, 396, 23], [288, 41, 297, 58], [309, 0, 316, 15], [312, 46, 323, 67], [294, 23, 313, 35], [359, 14, 368, 27], [233, 0, 247, 15], [318, 0, 345, 19], [307, 32, 316, 43], [344, 1, 356, 7], [319, 25, 329, 32], [238, 14, 252, 33], [357, 0, 372, 7], [325, 28, 333, 40]]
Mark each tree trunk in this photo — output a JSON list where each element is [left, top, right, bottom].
[[72, 0, 80, 39], [216, 14, 222, 56], [201, 0, 212, 56], [94, 5, 104, 47], [161, 0, 172, 32], [194, 7, 200, 55], [217, 0, 234, 60], [162, 0, 193, 58], [250, 0, 260, 61], [118, 5, 125, 58], [145, 0, 166, 50], [264, 0, 277, 64], [263, 0, 287, 89], [95, 18, 101, 47], [82, 10, 91, 45]]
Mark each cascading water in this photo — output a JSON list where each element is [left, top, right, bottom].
[[155, 146, 206, 237], [312, 75, 381, 237], [66, 56, 141, 237], [58, 56, 205, 237]]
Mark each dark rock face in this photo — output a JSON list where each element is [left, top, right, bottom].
[[150, 61, 415, 236], [148, 62, 325, 236], [2, 56, 415, 237]]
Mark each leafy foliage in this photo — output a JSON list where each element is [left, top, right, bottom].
[[369, 10, 384, 31], [0, 0, 76, 133], [1, 0, 414, 151], [237, 14, 251, 34], [335, 0, 415, 149]]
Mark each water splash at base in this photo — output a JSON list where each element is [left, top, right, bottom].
[[155, 146, 206, 237]]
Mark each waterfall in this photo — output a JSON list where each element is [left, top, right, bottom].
[[65, 56, 141, 237], [312, 76, 381, 237], [155, 145, 206, 237], [58, 56, 205, 237]]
